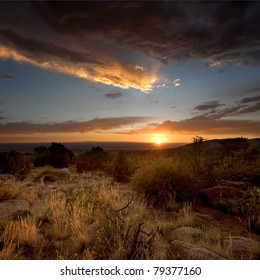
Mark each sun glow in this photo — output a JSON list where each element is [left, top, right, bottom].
[[150, 134, 167, 145], [155, 138, 163, 145]]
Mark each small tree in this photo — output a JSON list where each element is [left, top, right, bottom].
[[192, 135, 207, 170]]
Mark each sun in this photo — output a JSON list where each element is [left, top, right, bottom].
[[150, 134, 167, 145], [155, 138, 163, 145]]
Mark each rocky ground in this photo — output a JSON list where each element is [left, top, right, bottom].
[[0, 171, 260, 260]]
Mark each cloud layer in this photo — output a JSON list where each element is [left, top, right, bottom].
[[0, 117, 151, 134], [129, 95, 260, 136], [0, 1, 259, 92]]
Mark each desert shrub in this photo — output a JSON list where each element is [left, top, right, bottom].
[[240, 188, 260, 234], [75, 146, 109, 172], [214, 197, 241, 214], [189, 150, 222, 188], [131, 157, 197, 207], [34, 142, 74, 168], [216, 151, 259, 183], [220, 137, 250, 156], [0, 151, 30, 180], [112, 151, 131, 182], [95, 200, 155, 259]]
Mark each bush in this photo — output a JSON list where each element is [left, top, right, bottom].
[[75, 146, 109, 172], [131, 157, 197, 207], [0, 151, 30, 180], [240, 188, 260, 234], [112, 151, 131, 182], [34, 142, 74, 168]]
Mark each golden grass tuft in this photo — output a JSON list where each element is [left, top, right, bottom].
[[174, 202, 195, 227], [2, 216, 39, 247], [43, 193, 70, 240], [198, 226, 232, 259]]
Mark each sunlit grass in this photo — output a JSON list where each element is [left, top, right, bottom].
[[2, 216, 39, 247]]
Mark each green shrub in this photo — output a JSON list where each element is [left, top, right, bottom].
[[131, 157, 197, 207]]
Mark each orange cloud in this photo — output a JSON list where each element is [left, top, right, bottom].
[[0, 117, 152, 135], [0, 35, 159, 93]]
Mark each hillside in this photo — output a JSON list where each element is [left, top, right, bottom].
[[170, 138, 260, 152]]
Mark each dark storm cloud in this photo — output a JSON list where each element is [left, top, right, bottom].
[[29, 1, 260, 64], [1, 74, 15, 80], [0, 29, 104, 65], [104, 92, 123, 100], [194, 100, 223, 111], [0, 1, 259, 91], [0, 116, 151, 134]]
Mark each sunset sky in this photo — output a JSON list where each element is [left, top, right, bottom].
[[0, 1, 260, 144]]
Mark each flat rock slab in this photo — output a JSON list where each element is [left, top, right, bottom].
[[172, 227, 203, 241], [168, 240, 225, 260], [223, 236, 260, 259], [0, 200, 31, 220]]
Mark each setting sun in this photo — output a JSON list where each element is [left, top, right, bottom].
[[155, 138, 163, 145], [150, 134, 167, 145]]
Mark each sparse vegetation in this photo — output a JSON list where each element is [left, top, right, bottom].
[[0, 151, 30, 180], [131, 157, 197, 207], [0, 137, 260, 259]]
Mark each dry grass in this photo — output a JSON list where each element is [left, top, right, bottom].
[[199, 226, 232, 259], [69, 197, 90, 244], [174, 203, 195, 227], [0, 241, 22, 260], [0, 181, 23, 200], [43, 194, 70, 240], [0, 168, 258, 260], [2, 216, 39, 247]]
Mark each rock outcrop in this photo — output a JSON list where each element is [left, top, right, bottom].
[[199, 186, 245, 207], [223, 236, 260, 260], [171, 227, 203, 241], [168, 240, 225, 260], [0, 200, 31, 220]]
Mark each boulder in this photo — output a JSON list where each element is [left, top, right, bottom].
[[223, 236, 260, 259], [168, 240, 225, 260], [199, 186, 245, 207], [172, 227, 203, 241], [0, 200, 31, 220]]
